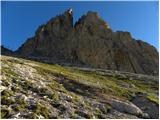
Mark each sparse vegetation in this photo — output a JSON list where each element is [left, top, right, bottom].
[[33, 103, 50, 118], [1, 108, 10, 119], [20, 80, 33, 90], [16, 98, 28, 110], [1, 96, 14, 106], [147, 94, 159, 104], [1, 55, 159, 119], [1, 90, 13, 97], [1, 79, 10, 87]]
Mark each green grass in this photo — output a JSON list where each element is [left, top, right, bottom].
[[147, 94, 159, 104], [1, 90, 13, 97], [1, 80, 10, 87], [2, 67, 19, 79], [15, 98, 28, 111], [1, 108, 10, 119], [33, 63, 134, 99], [15, 57, 156, 102], [33, 102, 50, 118]]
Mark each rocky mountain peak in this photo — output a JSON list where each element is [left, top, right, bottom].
[[86, 11, 98, 17], [16, 9, 158, 76], [65, 8, 73, 15], [75, 11, 110, 30], [44, 8, 73, 30], [63, 8, 73, 22]]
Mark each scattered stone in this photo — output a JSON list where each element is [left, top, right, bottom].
[[59, 93, 73, 102], [0, 86, 7, 92], [1, 55, 158, 119]]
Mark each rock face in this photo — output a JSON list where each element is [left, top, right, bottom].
[[16, 9, 159, 75], [17, 9, 73, 60]]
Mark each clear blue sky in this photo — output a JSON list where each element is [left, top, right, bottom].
[[1, 1, 159, 51]]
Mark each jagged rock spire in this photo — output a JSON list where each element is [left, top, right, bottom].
[[66, 8, 73, 15], [17, 9, 158, 75], [64, 8, 73, 17], [75, 10, 110, 30]]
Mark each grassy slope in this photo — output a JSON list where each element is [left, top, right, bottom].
[[1, 55, 159, 118], [33, 57, 158, 103]]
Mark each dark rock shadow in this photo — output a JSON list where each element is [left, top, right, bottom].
[[51, 72, 104, 99], [132, 93, 159, 119]]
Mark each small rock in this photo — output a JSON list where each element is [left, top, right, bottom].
[[59, 93, 72, 102], [13, 112, 21, 118], [142, 113, 150, 119], [0, 86, 7, 92]]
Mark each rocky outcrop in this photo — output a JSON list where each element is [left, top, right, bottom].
[[1, 46, 14, 56], [16, 9, 159, 75]]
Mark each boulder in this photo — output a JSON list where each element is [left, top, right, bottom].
[[109, 99, 143, 117]]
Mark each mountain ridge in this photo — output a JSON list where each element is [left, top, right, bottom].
[[3, 9, 159, 75]]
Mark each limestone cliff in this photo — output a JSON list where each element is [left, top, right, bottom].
[[16, 9, 159, 75]]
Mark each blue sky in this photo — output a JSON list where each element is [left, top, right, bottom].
[[1, 1, 159, 51]]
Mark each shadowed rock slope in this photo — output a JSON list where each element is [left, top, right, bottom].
[[1, 46, 14, 56], [16, 9, 158, 75], [1, 55, 159, 119]]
